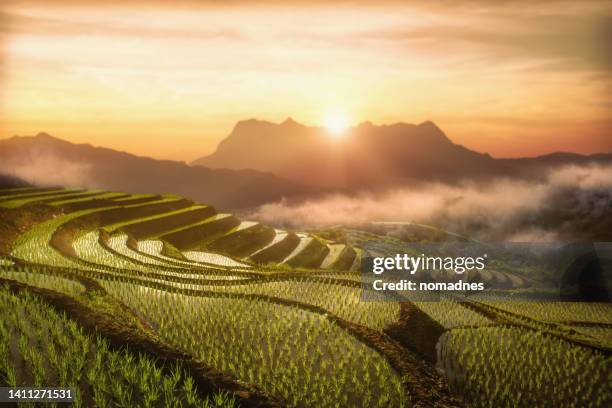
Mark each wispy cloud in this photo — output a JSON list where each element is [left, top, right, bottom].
[[0, 11, 244, 40], [0, 0, 610, 160]]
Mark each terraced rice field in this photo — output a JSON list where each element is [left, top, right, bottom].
[[480, 301, 612, 324], [1, 186, 610, 407], [0, 286, 237, 407], [104, 281, 406, 408], [437, 327, 611, 407], [414, 299, 494, 329]]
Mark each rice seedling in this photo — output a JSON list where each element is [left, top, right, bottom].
[[74, 231, 248, 284], [479, 300, 612, 324], [49, 191, 129, 206], [414, 297, 493, 329], [437, 326, 611, 407], [102, 280, 407, 407], [0, 186, 39, 195], [0, 285, 237, 407], [196, 278, 401, 330], [0, 188, 75, 202], [574, 327, 612, 346], [0, 189, 85, 208], [137, 239, 253, 274], [0, 257, 14, 266], [11, 207, 105, 270], [0, 266, 85, 296], [107, 233, 174, 267], [182, 250, 252, 268], [103, 205, 214, 234], [158, 214, 241, 249]]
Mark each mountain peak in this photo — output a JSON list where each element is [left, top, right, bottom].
[[281, 117, 300, 127], [418, 120, 443, 132], [232, 118, 278, 131], [416, 120, 451, 142], [29, 132, 68, 144]]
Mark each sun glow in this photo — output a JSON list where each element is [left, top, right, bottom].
[[325, 115, 350, 136]]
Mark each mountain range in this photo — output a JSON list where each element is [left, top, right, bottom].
[[193, 119, 612, 188], [0, 133, 311, 209], [1, 120, 610, 208]]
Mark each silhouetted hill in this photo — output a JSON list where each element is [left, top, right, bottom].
[[193, 119, 612, 188], [0, 133, 311, 209], [0, 174, 30, 189], [499, 152, 612, 177]]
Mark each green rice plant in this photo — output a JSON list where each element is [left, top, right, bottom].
[[138, 239, 210, 267], [206, 222, 275, 257], [112, 194, 158, 202], [74, 231, 248, 283], [103, 205, 213, 234], [198, 278, 401, 330], [0, 266, 85, 296], [11, 207, 119, 270], [574, 326, 612, 347], [310, 271, 361, 281], [102, 280, 407, 407], [0, 186, 38, 195], [158, 214, 240, 250], [0, 189, 86, 208], [11, 196, 183, 270], [182, 250, 252, 268], [414, 297, 493, 329], [0, 257, 14, 266], [437, 326, 611, 407], [0, 188, 73, 202], [479, 300, 612, 324], [0, 285, 236, 407], [49, 191, 128, 206]]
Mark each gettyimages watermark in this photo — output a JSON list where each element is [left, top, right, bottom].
[[360, 242, 612, 302]]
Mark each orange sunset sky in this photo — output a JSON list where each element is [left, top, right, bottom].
[[1, 0, 611, 161]]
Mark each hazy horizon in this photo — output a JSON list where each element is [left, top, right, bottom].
[[1, 0, 611, 161]]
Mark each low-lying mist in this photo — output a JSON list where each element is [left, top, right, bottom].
[[249, 164, 612, 242], [0, 152, 93, 188]]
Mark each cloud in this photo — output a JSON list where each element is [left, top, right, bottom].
[[248, 164, 612, 241], [0, 11, 243, 40], [0, 149, 93, 187], [356, 13, 612, 73]]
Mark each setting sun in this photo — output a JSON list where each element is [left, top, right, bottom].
[[325, 115, 350, 136]]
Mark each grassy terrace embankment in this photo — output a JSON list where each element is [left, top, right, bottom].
[[160, 215, 241, 251], [331, 245, 357, 270], [207, 223, 275, 258], [0, 186, 56, 197], [107, 205, 217, 239], [52, 197, 192, 257], [250, 232, 300, 264], [285, 236, 330, 269]]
